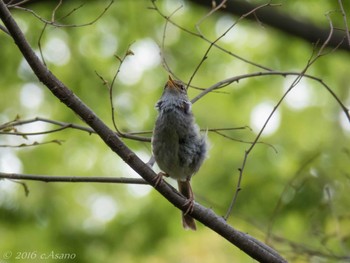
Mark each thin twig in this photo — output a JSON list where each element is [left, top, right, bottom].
[[12, 0, 113, 28], [33, 1, 112, 65], [191, 71, 350, 122], [0, 139, 64, 148], [37, 22, 48, 66], [95, 47, 153, 143], [195, 0, 228, 28], [57, 4, 85, 22], [37, 0, 62, 65], [0, 116, 94, 134], [337, 0, 350, 47], [151, 1, 272, 71], [212, 130, 278, 153], [159, 3, 183, 79], [0, 23, 10, 34], [7, 0, 32, 7], [266, 153, 320, 244], [0, 172, 148, 184], [3, 116, 151, 142], [0, 125, 69, 135], [109, 46, 134, 135], [188, 2, 277, 89], [51, 0, 62, 22], [11, 180, 30, 196]]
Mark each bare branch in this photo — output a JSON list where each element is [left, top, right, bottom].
[[151, 0, 272, 71], [37, 22, 48, 66], [6, 0, 32, 7], [10, 0, 114, 28], [95, 48, 154, 143], [0, 139, 63, 148], [109, 46, 134, 134], [51, 0, 62, 22], [187, 2, 278, 89], [196, 0, 228, 28], [0, 172, 148, 184], [11, 179, 29, 196], [158, 3, 183, 79], [0, 22, 9, 34], [337, 0, 350, 47], [191, 71, 350, 122], [1, 116, 152, 142], [212, 130, 278, 153], [0, 116, 96, 137]]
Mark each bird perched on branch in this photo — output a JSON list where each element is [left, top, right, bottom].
[[152, 76, 207, 230]]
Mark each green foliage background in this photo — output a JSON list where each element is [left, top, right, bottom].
[[0, 1, 349, 262]]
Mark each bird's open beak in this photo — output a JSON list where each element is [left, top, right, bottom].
[[167, 75, 177, 89]]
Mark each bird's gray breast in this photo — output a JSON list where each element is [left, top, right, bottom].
[[152, 104, 206, 180]]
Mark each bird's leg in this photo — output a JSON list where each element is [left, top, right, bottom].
[[146, 155, 156, 167], [152, 172, 169, 187]]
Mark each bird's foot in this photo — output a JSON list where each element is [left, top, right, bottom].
[[183, 197, 194, 215], [153, 172, 168, 187]]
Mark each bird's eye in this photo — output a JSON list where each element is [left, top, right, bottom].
[[178, 84, 186, 91]]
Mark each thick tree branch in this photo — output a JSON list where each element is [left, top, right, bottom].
[[0, 2, 286, 262], [189, 0, 349, 52]]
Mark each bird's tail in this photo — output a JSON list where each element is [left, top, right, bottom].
[[177, 180, 196, 230]]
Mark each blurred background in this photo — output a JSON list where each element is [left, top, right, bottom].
[[0, 0, 349, 262]]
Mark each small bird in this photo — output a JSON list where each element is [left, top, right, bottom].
[[152, 76, 207, 230]]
